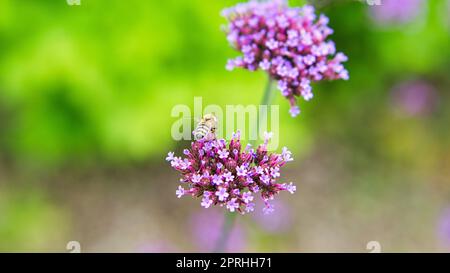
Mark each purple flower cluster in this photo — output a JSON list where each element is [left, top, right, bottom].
[[222, 0, 349, 117], [166, 131, 296, 214]]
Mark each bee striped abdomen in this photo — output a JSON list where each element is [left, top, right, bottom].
[[193, 113, 217, 140], [194, 124, 211, 140]]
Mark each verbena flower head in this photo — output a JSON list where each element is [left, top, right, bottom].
[[222, 0, 349, 117], [167, 131, 296, 214]]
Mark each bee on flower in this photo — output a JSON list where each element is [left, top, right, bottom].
[[166, 130, 296, 214]]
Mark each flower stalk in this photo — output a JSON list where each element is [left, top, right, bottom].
[[215, 76, 274, 252]]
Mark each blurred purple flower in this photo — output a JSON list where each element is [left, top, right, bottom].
[[391, 79, 437, 117], [167, 131, 296, 214], [370, 0, 425, 25], [437, 207, 450, 248], [190, 209, 246, 252], [222, 0, 349, 117], [252, 199, 293, 233]]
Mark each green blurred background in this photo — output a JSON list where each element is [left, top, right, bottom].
[[0, 0, 449, 252]]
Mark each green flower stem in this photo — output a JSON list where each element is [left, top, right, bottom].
[[214, 76, 274, 252], [261, 77, 274, 106], [251, 76, 274, 147]]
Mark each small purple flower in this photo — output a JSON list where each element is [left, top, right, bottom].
[[301, 87, 313, 101], [266, 38, 279, 50], [244, 52, 255, 64], [287, 29, 298, 39], [176, 186, 185, 198], [283, 182, 296, 194], [246, 177, 254, 184], [226, 198, 240, 212], [288, 67, 299, 79], [201, 195, 213, 208], [236, 165, 248, 177], [263, 131, 273, 142], [180, 159, 191, 170], [276, 14, 289, 28], [226, 59, 235, 71], [223, 1, 349, 116], [242, 44, 253, 54], [245, 202, 255, 213], [212, 174, 223, 185], [277, 64, 289, 77], [242, 192, 254, 203], [171, 157, 182, 168], [191, 174, 202, 183], [270, 167, 280, 178], [300, 32, 313, 46], [254, 166, 264, 175], [215, 187, 230, 202], [303, 54, 316, 66], [259, 59, 271, 70], [289, 106, 300, 117], [218, 149, 230, 159], [278, 80, 289, 95], [216, 162, 224, 169], [260, 174, 271, 185], [166, 152, 175, 161], [223, 171, 235, 182], [281, 147, 293, 162]]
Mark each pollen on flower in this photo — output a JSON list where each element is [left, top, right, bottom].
[[167, 131, 296, 214], [222, 0, 349, 116]]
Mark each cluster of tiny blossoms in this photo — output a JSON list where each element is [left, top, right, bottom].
[[166, 132, 296, 214], [222, 0, 349, 117]]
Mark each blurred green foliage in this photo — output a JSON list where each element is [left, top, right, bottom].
[[0, 185, 69, 251]]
